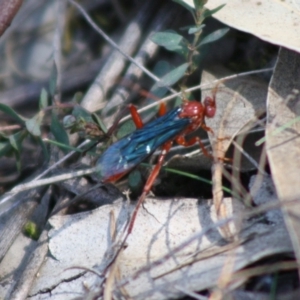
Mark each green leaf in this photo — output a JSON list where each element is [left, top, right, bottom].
[[0, 103, 26, 124], [117, 120, 136, 139], [151, 31, 189, 57], [0, 131, 26, 157], [50, 112, 69, 153], [0, 131, 7, 139], [25, 112, 44, 137], [72, 92, 83, 103], [0, 141, 11, 157], [148, 63, 189, 94], [92, 113, 108, 134], [147, 61, 171, 102], [157, 63, 189, 87], [0, 131, 26, 171], [153, 60, 171, 78], [197, 28, 229, 47], [49, 63, 58, 97], [193, 0, 206, 10], [63, 115, 77, 129], [39, 88, 48, 110], [9, 134, 21, 152], [188, 24, 205, 34], [203, 4, 226, 19], [0, 140, 8, 148], [44, 138, 81, 152], [72, 105, 94, 123], [149, 85, 168, 104], [151, 31, 183, 50]]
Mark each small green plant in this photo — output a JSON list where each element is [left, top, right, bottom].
[[0, 66, 107, 171], [23, 221, 40, 240], [150, 0, 227, 93]]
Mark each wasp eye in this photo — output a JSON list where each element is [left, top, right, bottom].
[[203, 96, 216, 118], [205, 106, 216, 118]]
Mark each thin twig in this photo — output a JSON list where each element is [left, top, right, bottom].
[[68, 0, 176, 95], [119, 67, 274, 123], [0, 124, 21, 131], [2, 167, 95, 198], [231, 140, 267, 175]]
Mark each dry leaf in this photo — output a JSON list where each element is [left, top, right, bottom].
[[204, 0, 300, 52], [28, 192, 293, 299], [201, 68, 267, 237], [265, 47, 300, 278]]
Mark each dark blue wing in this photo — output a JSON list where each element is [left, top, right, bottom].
[[96, 107, 190, 181]]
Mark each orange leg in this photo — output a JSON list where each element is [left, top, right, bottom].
[[128, 141, 173, 233], [128, 103, 167, 129], [201, 122, 214, 135], [176, 135, 213, 159], [158, 102, 167, 116], [126, 102, 170, 233], [176, 134, 232, 162], [128, 104, 144, 129]]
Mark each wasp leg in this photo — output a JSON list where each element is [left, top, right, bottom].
[[176, 135, 213, 159], [128, 140, 173, 233]]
